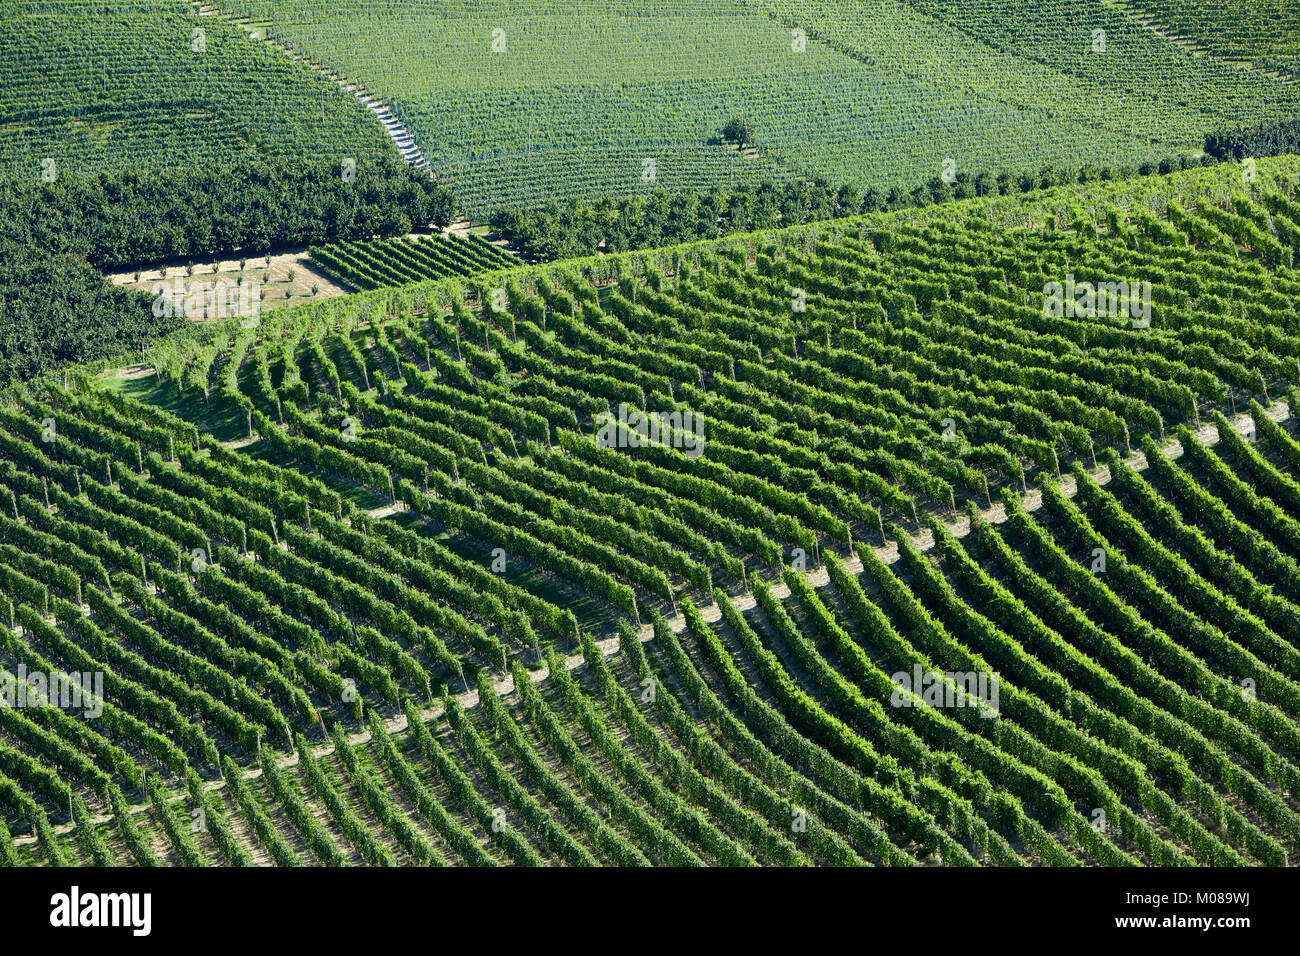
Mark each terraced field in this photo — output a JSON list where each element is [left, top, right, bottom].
[[1113, 0, 1300, 76], [0, 0, 395, 179], [309, 234, 519, 291], [3, 158, 1300, 865], [213, 0, 1300, 217]]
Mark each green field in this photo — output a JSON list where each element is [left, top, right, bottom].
[[216, 0, 1300, 216], [5, 0, 1300, 879], [0, 0, 395, 179], [5, 159, 1300, 865], [1114, 0, 1300, 73]]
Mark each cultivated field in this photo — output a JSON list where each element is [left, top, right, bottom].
[[1113, 0, 1300, 74], [5, 158, 1300, 865], [309, 234, 519, 291], [0, 0, 394, 180]]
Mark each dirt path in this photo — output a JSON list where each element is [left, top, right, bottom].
[[14, 400, 1288, 847]]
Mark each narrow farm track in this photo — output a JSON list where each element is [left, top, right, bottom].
[[15, 399, 1287, 848]]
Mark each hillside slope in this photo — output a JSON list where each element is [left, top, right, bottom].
[[215, 0, 1300, 214], [0, 0, 396, 179]]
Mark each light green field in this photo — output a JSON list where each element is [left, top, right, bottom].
[[8, 159, 1300, 866], [0, 0, 394, 179], [217, 0, 1300, 216]]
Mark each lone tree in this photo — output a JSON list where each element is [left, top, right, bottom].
[[721, 117, 754, 150]]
